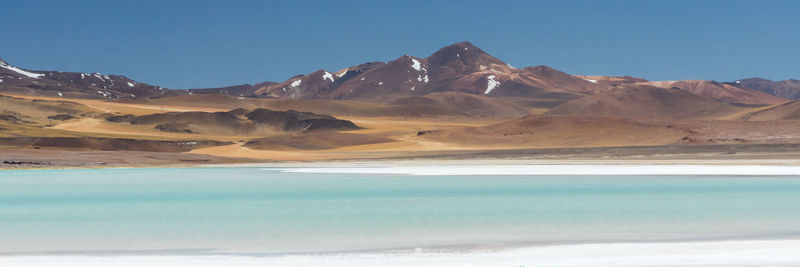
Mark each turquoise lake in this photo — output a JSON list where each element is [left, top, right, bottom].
[[1, 167, 800, 255]]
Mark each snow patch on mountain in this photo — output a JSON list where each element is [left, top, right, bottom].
[[582, 78, 598, 84], [0, 64, 45, 79], [127, 82, 135, 87], [323, 71, 335, 82], [291, 79, 302, 87], [485, 75, 500, 94], [410, 58, 422, 71]]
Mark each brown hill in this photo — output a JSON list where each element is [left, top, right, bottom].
[[733, 78, 800, 100], [642, 80, 786, 105], [546, 85, 740, 120], [390, 91, 530, 117], [106, 108, 357, 135], [739, 100, 800, 121], [418, 115, 686, 148]]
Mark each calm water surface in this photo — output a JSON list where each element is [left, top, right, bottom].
[[1, 167, 800, 254]]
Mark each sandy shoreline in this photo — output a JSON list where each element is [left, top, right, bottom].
[[2, 240, 799, 266], [5, 143, 800, 170]]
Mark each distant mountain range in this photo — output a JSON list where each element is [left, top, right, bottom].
[[2, 42, 799, 105]]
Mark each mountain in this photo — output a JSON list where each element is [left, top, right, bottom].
[[3, 43, 796, 110], [640, 80, 786, 106], [250, 42, 602, 102], [731, 78, 800, 100], [546, 85, 740, 120], [0, 57, 183, 99]]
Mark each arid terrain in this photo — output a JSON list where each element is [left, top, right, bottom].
[[3, 42, 800, 168]]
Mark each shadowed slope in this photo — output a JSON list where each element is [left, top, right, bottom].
[[546, 85, 740, 120]]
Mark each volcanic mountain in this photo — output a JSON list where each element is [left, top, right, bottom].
[[249, 42, 603, 102], [1, 42, 793, 111], [731, 78, 800, 100]]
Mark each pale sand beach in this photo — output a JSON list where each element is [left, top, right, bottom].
[[2, 240, 800, 266]]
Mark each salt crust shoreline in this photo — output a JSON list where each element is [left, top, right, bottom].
[[273, 164, 800, 176], [2, 240, 799, 266]]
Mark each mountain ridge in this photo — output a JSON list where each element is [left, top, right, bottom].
[[1, 42, 795, 107]]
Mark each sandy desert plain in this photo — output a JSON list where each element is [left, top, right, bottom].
[[2, 89, 800, 169]]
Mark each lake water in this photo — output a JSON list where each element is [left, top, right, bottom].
[[2, 167, 800, 255]]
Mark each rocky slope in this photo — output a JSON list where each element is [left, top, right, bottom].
[[732, 78, 800, 100]]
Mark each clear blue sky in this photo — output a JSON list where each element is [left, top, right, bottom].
[[1, 0, 798, 89]]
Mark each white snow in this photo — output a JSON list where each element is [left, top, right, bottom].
[[0, 79, 3, 82], [360, 77, 365, 81], [322, 71, 335, 82], [290, 79, 302, 87], [736, 80, 742, 84], [418, 74, 429, 83], [81, 73, 86, 79], [0, 64, 45, 79], [485, 75, 500, 94], [410, 58, 422, 71], [410, 86, 415, 91], [583, 78, 598, 84], [57, 92, 63, 97], [378, 82, 383, 86], [127, 82, 135, 87]]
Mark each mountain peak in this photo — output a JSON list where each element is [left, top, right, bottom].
[[445, 41, 480, 50], [429, 41, 489, 59], [426, 41, 507, 80]]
